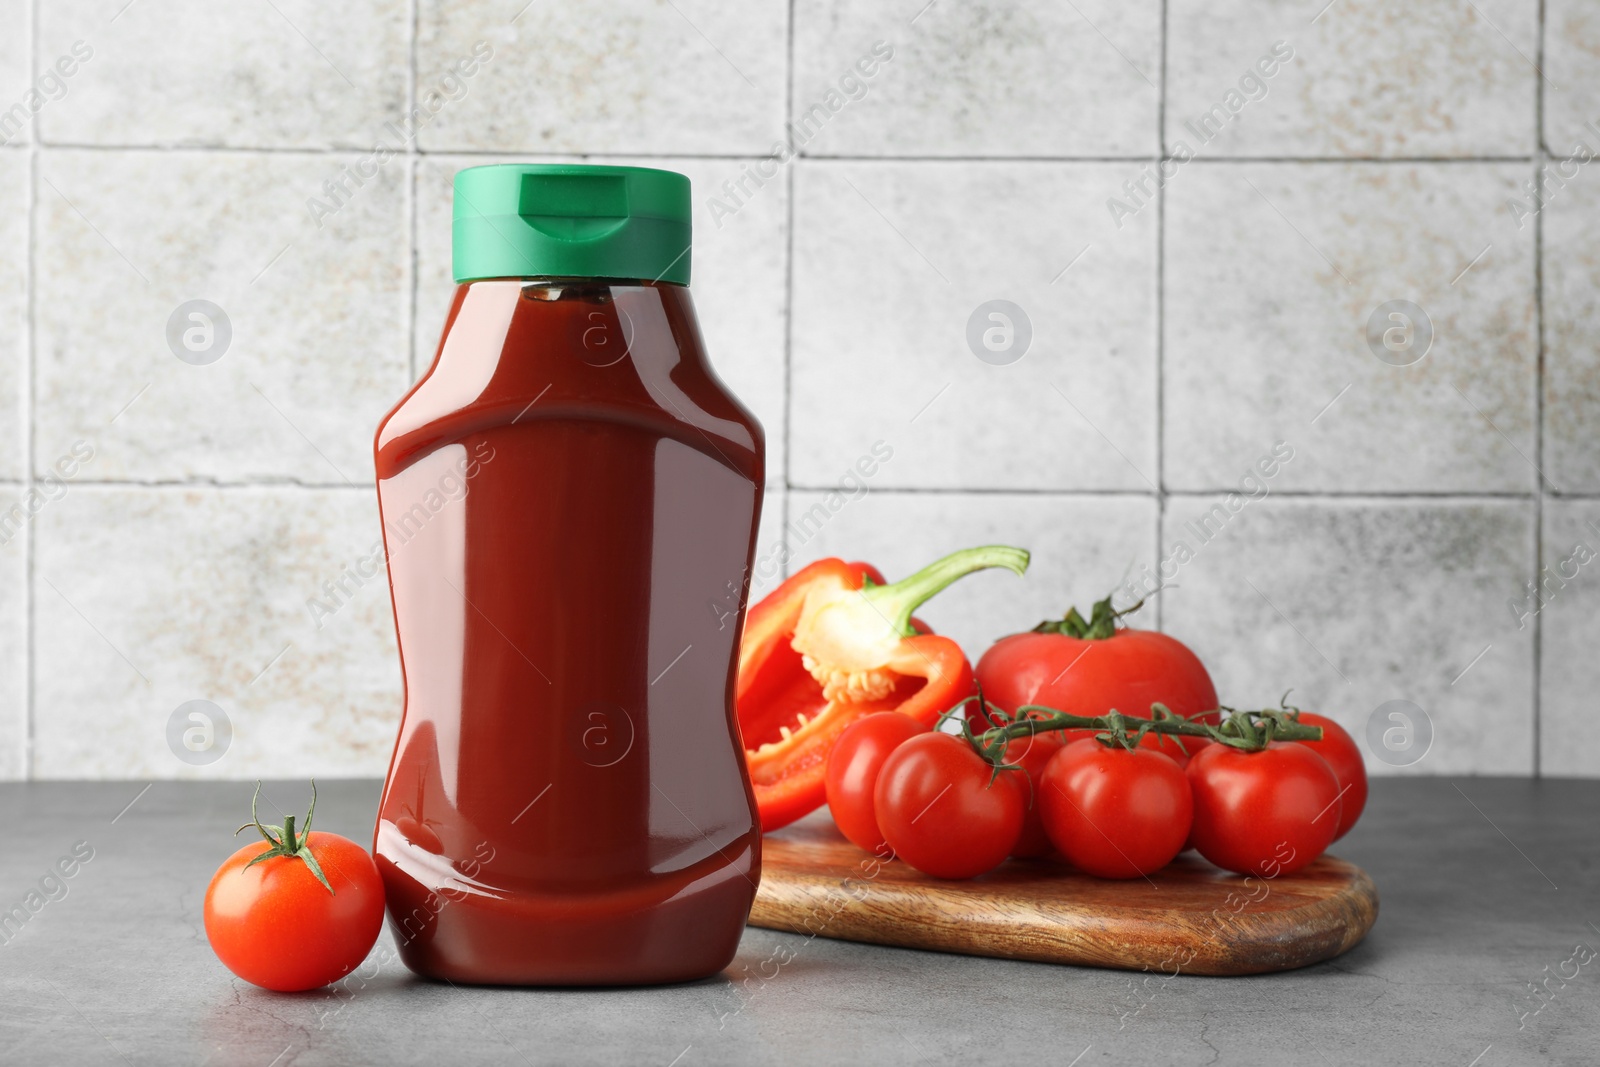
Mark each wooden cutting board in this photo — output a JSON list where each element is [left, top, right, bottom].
[[748, 816, 1378, 976]]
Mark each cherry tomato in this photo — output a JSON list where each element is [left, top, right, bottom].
[[976, 625, 1217, 766], [204, 789, 385, 992], [999, 730, 1065, 858], [1186, 742, 1340, 877], [1038, 739, 1192, 879], [825, 712, 926, 852], [875, 733, 1024, 879], [1288, 712, 1367, 841]]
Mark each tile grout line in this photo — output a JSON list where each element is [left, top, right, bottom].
[[793, 154, 1546, 165], [23, 0, 37, 781], [22, 142, 1548, 166], [20, 480, 1591, 501], [27, 480, 383, 490], [782, 488, 1551, 504], [1153, 0, 1168, 632], [1531, 0, 1547, 779]]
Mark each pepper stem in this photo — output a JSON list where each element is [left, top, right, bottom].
[[861, 546, 1030, 636]]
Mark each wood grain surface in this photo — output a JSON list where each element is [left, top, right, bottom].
[[749, 816, 1379, 976]]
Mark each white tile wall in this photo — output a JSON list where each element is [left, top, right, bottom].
[[416, 0, 788, 154], [1161, 496, 1536, 775], [0, 151, 25, 480], [1164, 162, 1537, 494], [1544, 0, 1600, 156], [792, 0, 1161, 157], [1167, 0, 1538, 158], [40, 0, 409, 149], [1, 0, 33, 779], [0, 0, 1593, 779], [33, 487, 400, 778], [791, 161, 1157, 491], [34, 149, 409, 485], [0, 524, 22, 778], [1543, 171, 1600, 493], [1538, 499, 1600, 775], [0, 1, 31, 149]]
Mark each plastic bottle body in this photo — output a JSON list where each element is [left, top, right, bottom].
[[373, 279, 763, 985]]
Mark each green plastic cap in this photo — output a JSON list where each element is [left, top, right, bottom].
[[452, 164, 692, 285]]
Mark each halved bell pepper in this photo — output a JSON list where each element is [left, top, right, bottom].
[[735, 546, 1030, 831]]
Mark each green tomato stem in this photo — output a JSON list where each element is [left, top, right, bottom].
[[236, 781, 335, 894], [951, 699, 1324, 767]]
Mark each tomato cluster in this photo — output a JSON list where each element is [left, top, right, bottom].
[[823, 618, 1368, 882]]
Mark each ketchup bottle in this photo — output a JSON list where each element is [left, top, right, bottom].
[[372, 164, 764, 985]]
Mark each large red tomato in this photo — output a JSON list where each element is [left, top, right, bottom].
[[1038, 739, 1192, 879], [1186, 742, 1340, 877], [875, 733, 1024, 879], [976, 608, 1218, 766]]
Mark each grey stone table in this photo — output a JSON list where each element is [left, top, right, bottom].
[[0, 778, 1594, 1066]]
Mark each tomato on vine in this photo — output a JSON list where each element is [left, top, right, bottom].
[[1038, 739, 1192, 879], [825, 711, 926, 852], [1286, 710, 1367, 841], [1185, 743, 1341, 877], [874, 733, 1024, 879]]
